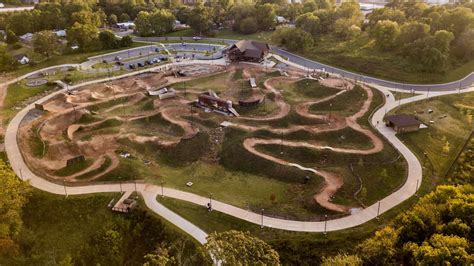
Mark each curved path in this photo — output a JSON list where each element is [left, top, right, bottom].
[[4, 57, 474, 245]]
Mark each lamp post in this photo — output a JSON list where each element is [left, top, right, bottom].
[[328, 103, 333, 124], [376, 200, 381, 219], [209, 193, 213, 210], [63, 179, 67, 198], [415, 179, 419, 196], [324, 214, 328, 234], [118, 176, 122, 192], [161, 181, 164, 197]]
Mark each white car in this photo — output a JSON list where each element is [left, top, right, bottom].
[[192, 36, 202, 41]]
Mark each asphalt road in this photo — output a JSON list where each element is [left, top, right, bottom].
[[134, 36, 474, 92]]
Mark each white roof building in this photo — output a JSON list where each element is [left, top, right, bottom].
[[19, 32, 33, 42], [117, 22, 135, 29], [53, 30, 67, 37]]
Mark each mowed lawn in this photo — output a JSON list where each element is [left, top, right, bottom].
[[391, 92, 474, 180]]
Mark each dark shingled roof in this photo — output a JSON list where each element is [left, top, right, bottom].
[[13, 54, 28, 60], [386, 114, 421, 127], [230, 40, 270, 58]]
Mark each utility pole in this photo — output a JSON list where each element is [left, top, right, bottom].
[[324, 214, 328, 234], [63, 179, 68, 198]]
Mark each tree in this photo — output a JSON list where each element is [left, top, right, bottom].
[[135, 11, 153, 37], [188, 6, 213, 35], [453, 29, 474, 59], [368, 8, 406, 27], [296, 12, 321, 36], [313, 9, 335, 33], [150, 9, 176, 36], [203, 230, 280, 265], [143, 244, 175, 266], [67, 22, 100, 52], [120, 35, 133, 47], [70, 10, 105, 28], [229, 4, 257, 33], [89, 229, 123, 265], [256, 3, 277, 31], [239, 17, 258, 35], [5, 29, 18, 44], [99, 30, 119, 49], [357, 226, 398, 264], [6, 11, 33, 35], [433, 30, 454, 54], [371, 20, 400, 51], [271, 27, 314, 52], [403, 234, 471, 265], [333, 18, 354, 39], [119, 13, 130, 22], [0, 160, 31, 256], [108, 14, 118, 25], [397, 21, 430, 46], [321, 253, 362, 266], [32, 30, 60, 58]]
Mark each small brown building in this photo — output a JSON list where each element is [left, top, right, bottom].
[[226, 40, 270, 62], [385, 114, 421, 133]]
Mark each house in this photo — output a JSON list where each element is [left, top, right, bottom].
[[226, 40, 270, 62], [116, 22, 135, 29], [385, 114, 421, 133], [19, 32, 33, 43], [53, 30, 67, 37], [275, 16, 287, 24], [13, 54, 30, 65]]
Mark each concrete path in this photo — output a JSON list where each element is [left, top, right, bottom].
[[4, 57, 474, 244]]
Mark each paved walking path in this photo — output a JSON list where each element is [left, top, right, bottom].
[[4, 55, 474, 244]]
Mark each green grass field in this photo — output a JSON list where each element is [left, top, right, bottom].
[[391, 92, 474, 178], [54, 159, 93, 177], [0, 189, 204, 265]]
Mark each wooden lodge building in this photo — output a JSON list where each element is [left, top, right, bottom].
[[385, 114, 421, 133], [226, 40, 270, 62]]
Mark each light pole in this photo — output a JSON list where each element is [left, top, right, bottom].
[[161, 181, 164, 197], [118, 176, 122, 192], [209, 193, 213, 210], [415, 179, 419, 196], [261, 208, 264, 228], [63, 179, 67, 198], [72, 104, 77, 122], [376, 200, 381, 219], [328, 103, 333, 124], [134, 180, 138, 197], [324, 214, 328, 234]]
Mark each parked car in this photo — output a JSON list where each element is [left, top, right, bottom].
[[155, 48, 160, 52], [116, 61, 124, 66], [129, 64, 136, 69], [145, 60, 152, 65], [193, 36, 202, 41], [152, 58, 160, 63], [114, 56, 122, 61], [137, 62, 144, 67], [102, 59, 107, 64]]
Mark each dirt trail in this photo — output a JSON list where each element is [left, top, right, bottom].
[[238, 76, 294, 121], [236, 78, 384, 213], [243, 138, 348, 213]]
